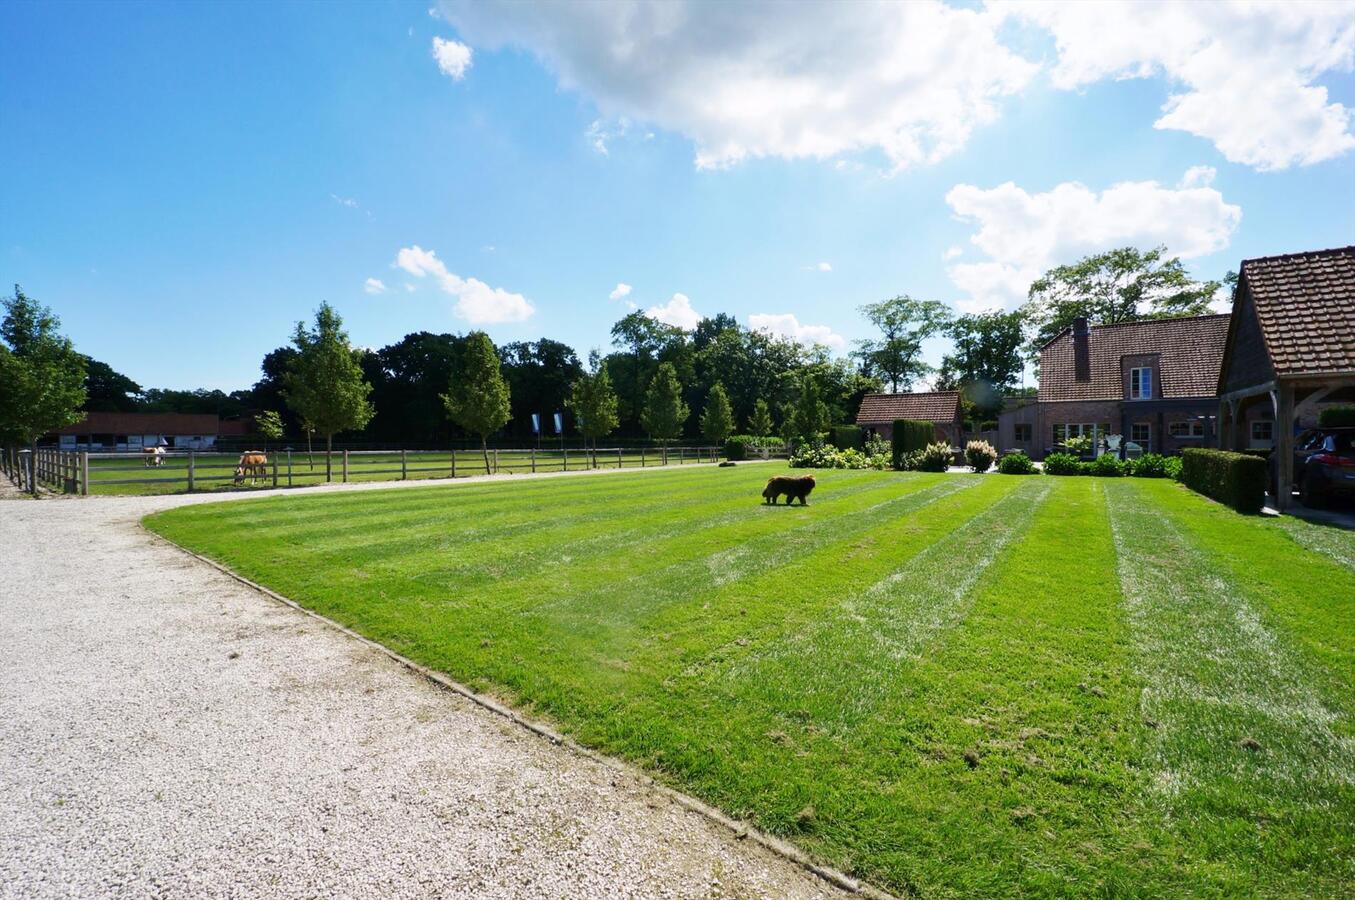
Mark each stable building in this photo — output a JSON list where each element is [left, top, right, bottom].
[[1216, 245, 1355, 510], [50, 412, 226, 451], [855, 391, 964, 446]]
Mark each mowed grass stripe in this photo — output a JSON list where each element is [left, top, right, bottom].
[[718, 478, 1054, 733], [1279, 516, 1355, 572], [1103, 480, 1355, 895]]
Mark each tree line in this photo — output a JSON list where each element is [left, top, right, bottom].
[[2, 244, 1223, 484]]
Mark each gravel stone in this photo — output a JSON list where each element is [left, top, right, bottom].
[[0, 479, 841, 899]]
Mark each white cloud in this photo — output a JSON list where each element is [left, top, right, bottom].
[[807, 261, 832, 273], [1179, 165, 1217, 188], [609, 282, 632, 301], [331, 193, 359, 208], [645, 292, 702, 330], [944, 170, 1242, 312], [943, 245, 963, 260], [363, 278, 388, 295], [440, 1, 1037, 171], [1006, 2, 1355, 171], [432, 36, 473, 80], [394, 245, 534, 323], [403, 282, 418, 292], [749, 312, 846, 351]]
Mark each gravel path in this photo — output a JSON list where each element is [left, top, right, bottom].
[[0, 475, 841, 899]]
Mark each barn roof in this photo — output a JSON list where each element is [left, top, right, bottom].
[[51, 412, 221, 435], [1237, 245, 1355, 377], [856, 391, 961, 424], [1038, 315, 1230, 402]]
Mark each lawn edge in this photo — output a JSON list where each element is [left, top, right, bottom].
[[139, 520, 902, 900]]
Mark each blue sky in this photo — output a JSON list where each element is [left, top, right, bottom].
[[3, 0, 1353, 391]]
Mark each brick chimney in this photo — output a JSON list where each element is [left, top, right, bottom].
[[1073, 317, 1091, 382]]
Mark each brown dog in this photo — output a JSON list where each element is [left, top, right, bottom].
[[762, 474, 816, 506]]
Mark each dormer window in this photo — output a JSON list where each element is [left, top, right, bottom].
[[1129, 367, 1153, 399]]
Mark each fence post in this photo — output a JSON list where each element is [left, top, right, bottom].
[[494, 448, 499, 475], [451, 449, 457, 479], [617, 447, 623, 469], [531, 448, 536, 473], [342, 450, 349, 483], [640, 447, 646, 468], [401, 449, 408, 480], [287, 450, 293, 487], [272, 454, 279, 489], [187, 450, 196, 492], [562, 448, 568, 472]]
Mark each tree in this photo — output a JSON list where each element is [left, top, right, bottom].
[[937, 310, 1026, 419], [567, 354, 620, 466], [1024, 246, 1220, 352], [747, 398, 774, 437], [641, 361, 688, 458], [255, 410, 284, 451], [854, 295, 951, 392], [442, 331, 511, 474], [0, 286, 87, 494], [282, 302, 374, 482], [501, 338, 583, 441], [792, 375, 829, 445], [700, 382, 735, 445], [82, 357, 143, 412], [610, 312, 687, 433]]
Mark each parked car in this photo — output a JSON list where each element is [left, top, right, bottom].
[[1292, 427, 1355, 508]]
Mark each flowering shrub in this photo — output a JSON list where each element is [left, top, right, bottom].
[[1062, 434, 1094, 454], [789, 444, 889, 470], [916, 442, 954, 473], [964, 440, 997, 473], [997, 451, 1037, 474]]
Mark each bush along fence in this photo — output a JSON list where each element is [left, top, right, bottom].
[[1178, 448, 1268, 513], [5, 446, 729, 496]]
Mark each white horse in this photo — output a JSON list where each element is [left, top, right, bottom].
[[142, 446, 165, 468]]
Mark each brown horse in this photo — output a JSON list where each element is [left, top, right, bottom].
[[233, 451, 268, 485], [142, 446, 165, 468]]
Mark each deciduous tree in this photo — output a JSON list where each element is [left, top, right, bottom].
[[854, 295, 951, 392], [747, 398, 774, 437], [283, 302, 374, 481], [443, 332, 512, 474], [700, 382, 735, 445], [568, 354, 620, 464], [937, 309, 1026, 418], [0, 286, 87, 494], [641, 361, 688, 456]]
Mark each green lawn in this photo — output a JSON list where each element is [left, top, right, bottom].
[[86, 447, 715, 495], [143, 466, 1355, 897]]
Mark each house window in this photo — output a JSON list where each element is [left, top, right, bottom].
[[1014, 424, 1032, 442], [1130, 423, 1151, 444], [1251, 421, 1273, 445], [1129, 367, 1153, 399], [1168, 420, 1205, 438]]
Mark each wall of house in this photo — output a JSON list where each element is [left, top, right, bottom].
[[997, 403, 1040, 455], [1220, 286, 1275, 394]]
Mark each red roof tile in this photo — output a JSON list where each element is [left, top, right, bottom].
[[1039, 315, 1230, 402], [856, 391, 961, 424], [52, 412, 220, 435], [1240, 245, 1355, 377]]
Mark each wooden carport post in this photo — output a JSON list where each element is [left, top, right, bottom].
[[1274, 383, 1295, 512]]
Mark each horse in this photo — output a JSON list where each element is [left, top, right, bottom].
[[142, 446, 165, 468], [233, 451, 268, 485]]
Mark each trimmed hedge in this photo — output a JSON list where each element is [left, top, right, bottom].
[[1043, 452, 1084, 476], [891, 419, 934, 469], [1179, 448, 1268, 513], [831, 425, 865, 450], [1319, 405, 1355, 427], [997, 451, 1037, 474]]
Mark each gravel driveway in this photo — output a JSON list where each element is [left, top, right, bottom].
[[0, 475, 842, 899]]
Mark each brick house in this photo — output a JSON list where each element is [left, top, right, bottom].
[[49, 412, 232, 451], [998, 314, 1231, 459], [855, 391, 964, 446], [1216, 245, 1355, 509]]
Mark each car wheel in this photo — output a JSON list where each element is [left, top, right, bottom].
[[1299, 474, 1328, 510]]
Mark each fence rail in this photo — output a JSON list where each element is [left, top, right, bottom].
[[5, 445, 729, 496]]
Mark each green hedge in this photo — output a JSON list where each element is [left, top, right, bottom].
[[1043, 452, 1084, 476], [891, 419, 934, 469], [997, 451, 1037, 474], [830, 425, 864, 450], [1179, 448, 1268, 514], [1319, 405, 1355, 427]]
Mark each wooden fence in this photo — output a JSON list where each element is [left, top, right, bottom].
[[7, 445, 729, 496]]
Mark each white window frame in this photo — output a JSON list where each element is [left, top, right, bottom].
[[1250, 420, 1273, 449], [1168, 420, 1205, 439], [1129, 367, 1152, 400], [1130, 423, 1152, 444], [1014, 423, 1032, 442]]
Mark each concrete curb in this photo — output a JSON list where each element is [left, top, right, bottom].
[[142, 523, 900, 900]]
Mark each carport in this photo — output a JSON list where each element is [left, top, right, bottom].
[[1216, 246, 1355, 510]]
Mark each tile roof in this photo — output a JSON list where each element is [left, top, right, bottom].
[[52, 412, 221, 435], [1038, 315, 1230, 402], [856, 391, 961, 424], [1240, 245, 1355, 377]]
